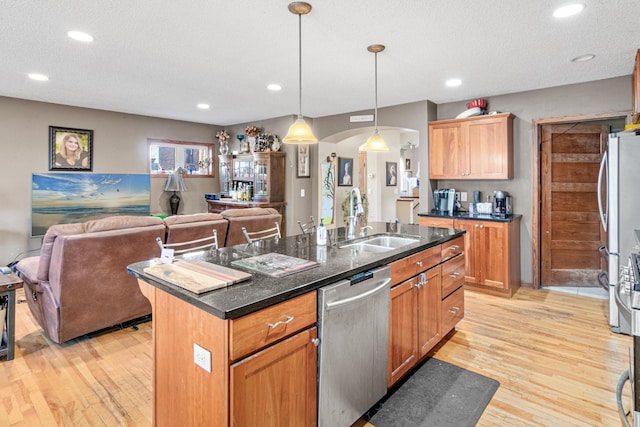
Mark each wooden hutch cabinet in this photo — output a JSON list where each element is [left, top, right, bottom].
[[209, 152, 287, 233], [429, 113, 515, 180]]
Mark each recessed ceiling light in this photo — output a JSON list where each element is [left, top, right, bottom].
[[267, 83, 282, 91], [445, 79, 462, 87], [571, 54, 595, 62], [67, 30, 94, 42], [28, 73, 49, 81], [553, 4, 584, 18], [197, 103, 210, 109]]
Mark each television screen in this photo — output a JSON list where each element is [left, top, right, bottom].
[[31, 173, 151, 236]]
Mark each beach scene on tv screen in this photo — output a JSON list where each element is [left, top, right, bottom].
[[31, 173, 151, 236]]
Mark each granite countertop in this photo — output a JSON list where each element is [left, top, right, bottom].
[[418, 211, 522, 223], [127, 222, 465, 320]]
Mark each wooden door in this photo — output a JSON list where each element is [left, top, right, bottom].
[[417, 267, 441, 358], [540, 123, 608, 286], [479, 221, 508, 289], [453, 220, 479, 283], [231, 327, 317, 427], [429, 122, 464, 178], [467, 115, 513, 179], [388, 278, 418, 387]]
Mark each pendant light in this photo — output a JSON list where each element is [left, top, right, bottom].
[[359, 44, 389, 152], [283, 2, 318, 144]]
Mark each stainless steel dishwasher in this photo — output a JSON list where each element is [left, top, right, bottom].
[[317, 266, 391, 427]]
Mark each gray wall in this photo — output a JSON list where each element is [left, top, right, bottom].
[[435, 76, 632, 285], [0, 75, 632, 285], [0, 96, 220, 265]]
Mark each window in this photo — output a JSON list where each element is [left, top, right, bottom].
[[147, 139, 214, 176]]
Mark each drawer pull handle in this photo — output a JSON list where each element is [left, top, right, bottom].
[[449, 245, 460, 251], [268, 315, 294, 329], [449, 272, 461, 278], [448, 307, 460, 315], [416, 261, 423, 267]]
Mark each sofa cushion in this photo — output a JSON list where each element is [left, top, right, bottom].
[[15, 255, 40, 286], [163, 213, 224, 225], [221, 208, 282, 247], [84, 215, 164, 233], [164, 213, 229, 249]]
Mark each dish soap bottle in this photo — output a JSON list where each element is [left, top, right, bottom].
[[317, 220, 327, 246]]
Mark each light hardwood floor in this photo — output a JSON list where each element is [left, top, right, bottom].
[[1, 286, 632, 426]]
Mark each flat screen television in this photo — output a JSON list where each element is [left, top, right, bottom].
[[31, 173, 151, 237]]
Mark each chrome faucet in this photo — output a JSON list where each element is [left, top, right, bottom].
[[347, 188, 365, 238], [360, 225, 373, 237]]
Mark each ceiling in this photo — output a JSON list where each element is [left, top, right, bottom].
[[2, 1, 639, 126]]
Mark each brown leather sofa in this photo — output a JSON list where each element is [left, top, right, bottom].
[[16, 216, 166, 344], [164, 212, 229, 249], [15, 209, 282, 344], [221, 207, 283, 246]]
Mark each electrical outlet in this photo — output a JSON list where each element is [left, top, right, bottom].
[[194, 343, 211, 373], [460, 191, 468, 202]]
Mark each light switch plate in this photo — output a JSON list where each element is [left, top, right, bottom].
[[194, 343, 211, 373]]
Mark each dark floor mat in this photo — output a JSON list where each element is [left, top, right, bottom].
[[368, 357, 499, 427]]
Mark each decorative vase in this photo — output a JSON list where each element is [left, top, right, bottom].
[[272, 136, 281, 152], [248, 136, 256, 153], [219, 140, 229, 155]]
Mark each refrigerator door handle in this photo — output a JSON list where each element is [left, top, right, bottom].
[[597, 271, 609, 291], [597, 151, 608, 231], [598, 245, 609, 260]]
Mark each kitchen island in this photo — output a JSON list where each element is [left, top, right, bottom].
[[128, 222, 465, 427]]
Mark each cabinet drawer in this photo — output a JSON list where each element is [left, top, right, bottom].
[[441, 287, 464, 335], [441, 236, 464, 262], [390, 245, 441, 284], [229, 292, 317, 361], [420, 217, 454, 228], [441, 254, 465, 298]]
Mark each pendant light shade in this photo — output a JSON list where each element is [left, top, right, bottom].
[[284, 2, 318, 144], [359, 44, 389, 152]]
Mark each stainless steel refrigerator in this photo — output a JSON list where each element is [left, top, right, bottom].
[[598, 130, 640, 335]]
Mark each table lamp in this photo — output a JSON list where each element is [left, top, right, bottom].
[[164, 167, 187, 215]]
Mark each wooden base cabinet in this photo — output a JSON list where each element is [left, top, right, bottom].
[[139, 282, 317, 427], [387, 237, 465, 387], [231, 327, 318, 427], [454, 218, 521, 297]]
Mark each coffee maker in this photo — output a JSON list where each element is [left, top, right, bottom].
[[434, 189, 456, 215], [493, 190, 512, 217]]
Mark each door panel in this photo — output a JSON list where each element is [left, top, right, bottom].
[[541, 124, 608, 286]]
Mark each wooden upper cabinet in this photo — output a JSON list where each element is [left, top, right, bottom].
[[429, 113, 515, 180]]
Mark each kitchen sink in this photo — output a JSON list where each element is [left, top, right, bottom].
[[337, 234, 420, 253]]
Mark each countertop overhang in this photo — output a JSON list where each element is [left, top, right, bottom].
[[128, 222, 465, 320]]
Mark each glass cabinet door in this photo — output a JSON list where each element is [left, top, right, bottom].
[[233, 155, 254, 181], [254, 155, 269, 199], [219, 155, 232, 193]]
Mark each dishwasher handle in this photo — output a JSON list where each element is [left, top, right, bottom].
[[324, 278, 390, 310]]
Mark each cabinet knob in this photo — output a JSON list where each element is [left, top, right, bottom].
[[474, 224, 479, 228], [480, 225, 484, 229], [267, 315, 294, 329], [449, 245, 460, 251], [312, 338, 320, 347], [448, 307, 460, 315], [449, 272, 460, 278], [416, 261, 423, 267]]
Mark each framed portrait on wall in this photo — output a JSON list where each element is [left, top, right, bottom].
[[386, 161, 397, 186], [297, 145, 310, 178], [337, 157, 353, 187], [49, 126, 93, 171]]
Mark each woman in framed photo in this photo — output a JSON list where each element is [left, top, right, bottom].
[[54, 133, 90, 168]]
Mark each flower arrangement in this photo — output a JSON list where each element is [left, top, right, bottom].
[[245, 126, 260, 137], [216, 130, 230, 142]]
